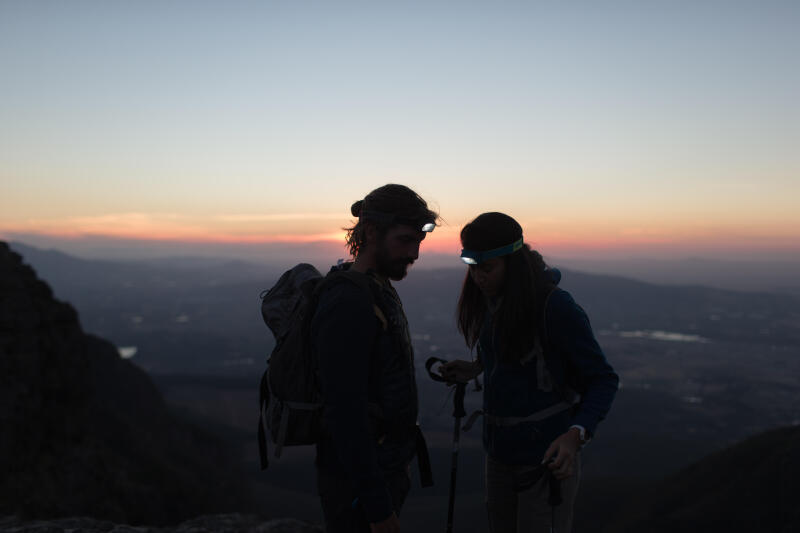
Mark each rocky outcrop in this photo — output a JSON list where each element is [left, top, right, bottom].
[[0, 514, 322, 533], [0, 243, 248, 524], [604, 425, 800, 532]]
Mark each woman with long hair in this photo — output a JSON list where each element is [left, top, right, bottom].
[[440, 212, 618, 533]]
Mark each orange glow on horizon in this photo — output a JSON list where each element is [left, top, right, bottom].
[[0, 213, 351, 245], [3, 226, 798, 258], [2, 212, 798, 256], [0, 225, 347, 245]]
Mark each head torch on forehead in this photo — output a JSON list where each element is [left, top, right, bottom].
[[359, 210, 436, 233], [460, 237, 524, 265]]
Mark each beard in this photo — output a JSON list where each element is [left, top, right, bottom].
[[375, 243, 413, 281]]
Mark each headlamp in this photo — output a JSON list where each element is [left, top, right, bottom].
[[460, 237, 524, 265], [420, 222, 436, 232], [360, 210, 436, 233]]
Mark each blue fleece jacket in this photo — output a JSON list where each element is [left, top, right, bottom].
[[480, 269, 619, 465]]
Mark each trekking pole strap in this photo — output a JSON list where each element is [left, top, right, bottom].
[[548, 471, 563, 507], [462, 409, 483, 431], [258, 401, 269, 470], [274, 403, 290, 458], [425, 356, 448, 382], [426, 356, 468, 418], [258, 372, 270, 470]]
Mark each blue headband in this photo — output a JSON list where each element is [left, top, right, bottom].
[[460, 237, 524, 265]]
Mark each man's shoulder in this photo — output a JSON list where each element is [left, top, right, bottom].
[[312, 273, 382, 336], [315, 272, 375, 316]]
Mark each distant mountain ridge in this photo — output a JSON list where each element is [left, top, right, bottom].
[[8, 241, 280, 292], [397, 266, 800, 348], [9, 241, 799, 379], [550, 256, 800, 294], [9, 237, 800, 292], [0, 242, 248, 524]]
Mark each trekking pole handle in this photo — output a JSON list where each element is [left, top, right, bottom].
[[425, 356, 448, 382], [426, 357, 468, 419]]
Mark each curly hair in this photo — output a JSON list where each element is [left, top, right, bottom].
[[345, 184, 440, 257]]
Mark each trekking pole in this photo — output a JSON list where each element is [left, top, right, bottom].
[[426, 357, 468, 533]]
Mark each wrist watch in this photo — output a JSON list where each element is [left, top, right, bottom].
[[570, 424, 590, 445]]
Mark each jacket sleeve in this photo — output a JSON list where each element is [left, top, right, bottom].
[[546, 289, 619, 437], [312, 281, 393, 523]]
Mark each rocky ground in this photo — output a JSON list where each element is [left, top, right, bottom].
[[0, 514, 322, 533]]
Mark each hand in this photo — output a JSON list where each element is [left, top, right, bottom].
[[438, 359, 480, 384], [542, 428, 581, 480], [370, 512, 400, 533]]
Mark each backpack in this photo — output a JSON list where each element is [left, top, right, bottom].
[[257, 263, 387, 470]]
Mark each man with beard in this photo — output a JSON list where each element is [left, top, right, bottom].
[[312, 184, 439, 533]]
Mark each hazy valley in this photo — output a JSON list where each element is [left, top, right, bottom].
[[6, 241, 800, 532]]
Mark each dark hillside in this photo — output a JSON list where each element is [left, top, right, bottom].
[[0, 242, 248, 524], [604, 425, 800, 532]]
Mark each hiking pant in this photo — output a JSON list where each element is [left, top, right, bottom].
[[486, 454, 581, 533], [317, 467, 410, 533]]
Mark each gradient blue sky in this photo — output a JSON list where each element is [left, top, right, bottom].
[[2, 1, 798, 259]]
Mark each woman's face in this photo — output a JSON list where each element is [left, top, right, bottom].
[[469, 257, 506, 298]]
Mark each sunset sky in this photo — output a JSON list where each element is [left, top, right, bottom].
[[2, 1, 798, 262]]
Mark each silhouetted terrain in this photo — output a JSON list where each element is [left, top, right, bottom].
[[0, 514, 322, 533], [556, 256, 800, 294], [5, 241, 800, 531], [0, 243, 248, 524], [604, 425, 800, 532]]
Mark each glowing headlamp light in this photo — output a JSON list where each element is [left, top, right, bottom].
[[360, 210, 436, 233], [460, 237, 524, 265]]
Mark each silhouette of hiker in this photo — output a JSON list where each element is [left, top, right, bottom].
[[313, 184, 438, 533], [440, 212, 618, 533]]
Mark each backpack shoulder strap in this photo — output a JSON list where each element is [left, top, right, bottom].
[[372, 303, 388, 331], [541, 286, 557, 349], [319, 270, 388, 331], [541, 287, 580, 403]]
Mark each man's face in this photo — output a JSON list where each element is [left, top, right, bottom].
[[374, 225, 427, 280]]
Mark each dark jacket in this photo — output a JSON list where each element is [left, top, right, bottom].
[[480, 269, 619, 465], [311, 265, 419, 522]]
